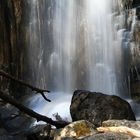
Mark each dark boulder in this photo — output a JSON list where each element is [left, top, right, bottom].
[[70, 90, 136, 126]]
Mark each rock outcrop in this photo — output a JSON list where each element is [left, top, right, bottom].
[[53, 120, 140, 140]]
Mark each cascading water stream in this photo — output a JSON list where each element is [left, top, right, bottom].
[[25, 0, 134, 121], [84, 0, 118, 94], [47, 0, 128, 95]]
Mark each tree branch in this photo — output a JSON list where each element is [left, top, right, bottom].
[[0, 70, 51, 102], [0, 90, 69, 128]]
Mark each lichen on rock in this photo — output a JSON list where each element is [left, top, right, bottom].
[[54, 120, 97, 140]]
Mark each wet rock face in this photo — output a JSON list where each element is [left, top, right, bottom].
[[132, 0, 140, 8], [0, 0, 38, 97], [130, 16, 140, 103], [118, 0, 140, 9], [136, 7, 140, 20], [70, 90, 136, 127], [117, 0, 133, 10], [0, 0, 27, 97]]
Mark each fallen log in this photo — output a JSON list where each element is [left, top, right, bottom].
[[97, 126, 140, 137], [0, 90, 69, 128], [0, 70, 51, 102]]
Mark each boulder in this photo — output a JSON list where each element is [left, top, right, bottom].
[[54, 120, 97, 140], [0, 127, 26, 140], [102, 119, 140, 129], [0, 135, 27, 140], [26, 124, 53, 140], [70, 90, 136, 126], [81, 132, 132, 140], [0, 104, 33, 133]]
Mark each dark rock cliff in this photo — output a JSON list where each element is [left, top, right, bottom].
[[0, 0, 31, 97], [129, 1, 140, 102]]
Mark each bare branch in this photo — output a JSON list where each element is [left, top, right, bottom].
[[0, 90, 69, 128], [0, 70, 51, 102]]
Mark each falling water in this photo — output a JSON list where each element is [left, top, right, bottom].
[[46, 0, 127, 95], [26, 0, 131, 120]]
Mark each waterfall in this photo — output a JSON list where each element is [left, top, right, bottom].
[[26, 0, 130, 120], [50, 0, 129, 96], [84, 0, 118, 94]]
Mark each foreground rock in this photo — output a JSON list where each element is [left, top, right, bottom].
[[70, 90, 135, 126], [54, 120, 97, 140], [0, 127, 27, 140], [0, 103, 33, 133], [26, 120, 140, 140], [102, 120, 140, 129], [53, 120, 136, 140], [81, 132, 132, 140], [96, 120, 140, 139]]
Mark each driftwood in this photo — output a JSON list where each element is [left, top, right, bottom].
[[0, 90, 69, 128], [97, 126, 140, 137], [0, 70, 51, 102]]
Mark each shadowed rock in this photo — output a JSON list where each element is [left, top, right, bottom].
[[70, 90, 136, 127]]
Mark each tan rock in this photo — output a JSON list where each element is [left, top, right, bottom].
[[54, 120, 97, 140], [97, 126, 140, 137]]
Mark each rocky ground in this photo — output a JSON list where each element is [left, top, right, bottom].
[[1, 90, 140, 140]]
